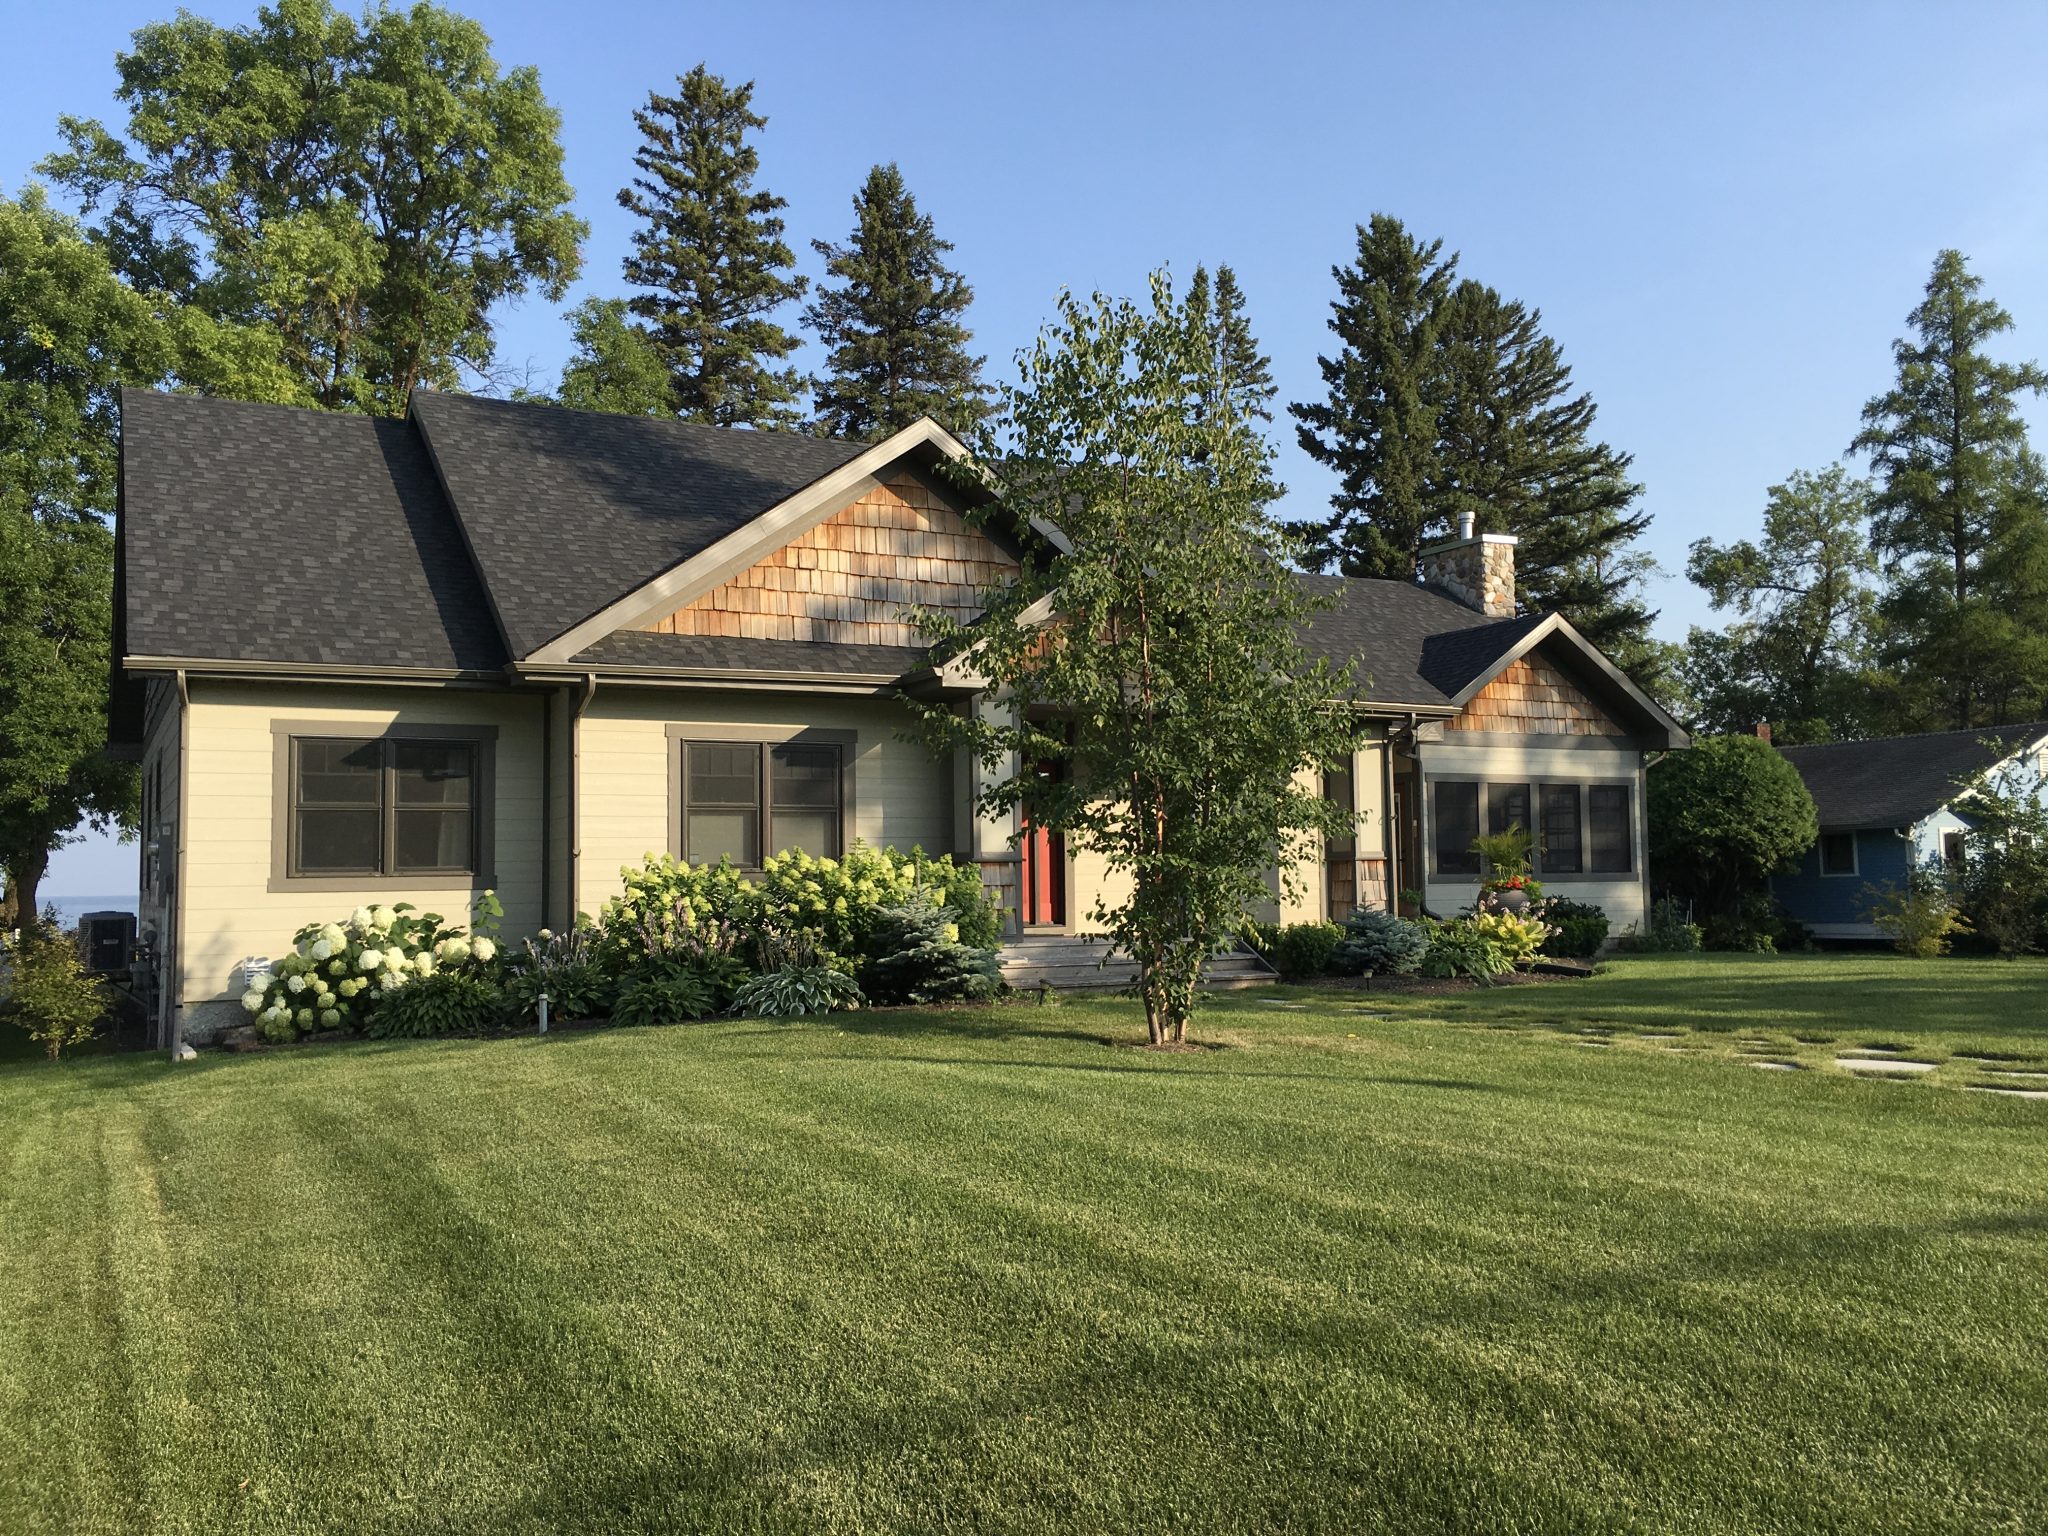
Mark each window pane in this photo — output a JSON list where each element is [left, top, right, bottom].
[[687, 810, 758, 866], [771, 744, 840, 808], [1820, 832, 1856, 875], [298, 809, 380, 873], [770, 810, 838, 858], [1541, 785, 1583, 873], [298, 740, 380, 806], [1324, 766, 1355, 857], [394, 808, 473, 872], [1588, 785, 1631, 873], [688, 743, 759, 807], [1433, 781, 1481, 875], [394, 741, 474, 805], [1488, 782, 1531, 837]]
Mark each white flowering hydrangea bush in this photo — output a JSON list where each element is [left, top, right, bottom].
[[241, 893, 503, 1043], [600, 843, 998, 971]]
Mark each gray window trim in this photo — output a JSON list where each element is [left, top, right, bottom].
[[664, 725, 857, 867], [269, 721, 497, 893]]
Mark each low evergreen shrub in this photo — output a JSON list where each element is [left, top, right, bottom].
[[1330, 909, 1426, 975], [862, 893, 1001, 1005], [1539, 899, 1609, 959]]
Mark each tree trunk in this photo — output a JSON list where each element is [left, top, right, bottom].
[[4, 846, 47, 936]]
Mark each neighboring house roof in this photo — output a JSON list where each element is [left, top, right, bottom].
[[409, 391, 870, 660], [117, 390, 505, 673], [1778, 723, 2048, 829]]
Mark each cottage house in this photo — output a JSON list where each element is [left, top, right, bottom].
[[111, 391, 1685, 1044], [1772, 723, 2048, 938]]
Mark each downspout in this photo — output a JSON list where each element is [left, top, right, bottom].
[[167, 668, 191, 1060], [538, 690, 552, 929], [1380, 721, 1400, 915], [566, 673, 597, 923]]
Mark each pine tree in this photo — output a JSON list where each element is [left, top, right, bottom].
[[1432, 280, 1652, 651], [617, 66, 807, 428], [1188, 264, 1274, 421], [806, 164, 988, 441], [1292, 216, 1659, 669], [1851, 249, 2048, 728], [1291, 216, 1457, 577]]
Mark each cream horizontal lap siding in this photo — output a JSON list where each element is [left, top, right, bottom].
[[176, 680, 546, 1042], [574, 688, 955, 914], [1418, 734, 1650, 931]]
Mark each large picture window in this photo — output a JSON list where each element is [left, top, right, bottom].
[[681, 740, 844, 865], [289, 736, 477, 878], [1432, 780, 1481, 875]]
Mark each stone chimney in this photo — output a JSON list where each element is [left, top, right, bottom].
[[1752, 721, 1772, 744], [1418, 511, 1518, 618]]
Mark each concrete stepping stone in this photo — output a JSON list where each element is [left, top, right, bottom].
[[1967, 1085, 2048, 1101], [1751, 1060, 1803, 1071], [1986, 1068, 2048, 1081], [1837, 1056, 1936, 1075]]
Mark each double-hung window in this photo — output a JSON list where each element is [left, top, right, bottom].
[[681, 741, 844, 865], [1539, 784, 1584, 874], [1587, 784, 1633, 874], [288, 736, 479, 878]]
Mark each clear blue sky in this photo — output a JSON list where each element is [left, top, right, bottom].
[[10, 0, 2048, 894]]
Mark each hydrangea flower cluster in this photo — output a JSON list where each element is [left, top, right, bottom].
[[241, 895, 499, 1042]]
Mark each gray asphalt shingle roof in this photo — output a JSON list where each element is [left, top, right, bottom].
[[1296, 574, 1542, 707], [118, 390, 505, 671], [571, 631, 934, 677], [410, 392, 867, 659], [116, 391, 1549, 704], [1778, 724, 2048, 829]]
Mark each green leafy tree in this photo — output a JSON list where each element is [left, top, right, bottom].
[[806, 163, 988, 440], [1683, 465, 1881, 741], [1647, 734, 1818, 924], [0, 191, 155, 932], [1947, 748, 2048, 957], [550, 298, 675, 416], [1292, 215, 1456, 578], [42, 0, 585, 415], [617, 66, 806, 428], [918, 272, 1358, 1046], [1851, 249, 2048, 728]]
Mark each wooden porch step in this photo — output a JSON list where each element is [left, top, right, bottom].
[[997, 937, 1276, 992]]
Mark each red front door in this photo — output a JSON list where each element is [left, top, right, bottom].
[[1020, 759, 1065, 927]]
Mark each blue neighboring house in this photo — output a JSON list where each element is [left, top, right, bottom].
[[1772, 722, 2048, 938]]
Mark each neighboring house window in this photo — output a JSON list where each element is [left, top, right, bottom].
[[1324, 766, 1356, 857], [1539, 784, 1584, 874], [682, 741, 845, 865], [1587, 784, 1633, 874], [1433, 780, 1481, 875], [1943, 830, 1967, 867], [1818, 831, 1858, 876], [290, 737, 477, 877]]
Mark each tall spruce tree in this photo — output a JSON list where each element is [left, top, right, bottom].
[[806, 163, 988, 440], [1293, 215, 1658, 669], [1188, 264, 1274, 422], [1851, 249, 2048, 728], [1292, 216, 1456, 577], [618, 66, 806, 428]]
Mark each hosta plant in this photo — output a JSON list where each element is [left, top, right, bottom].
[[1418, 918, 1514, 983], [730, 931, 862, 1017]]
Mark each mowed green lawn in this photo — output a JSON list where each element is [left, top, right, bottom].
[[3, 954, 2045, 1535]]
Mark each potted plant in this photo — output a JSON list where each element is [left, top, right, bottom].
[[1471, 826, 1543, 914]]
